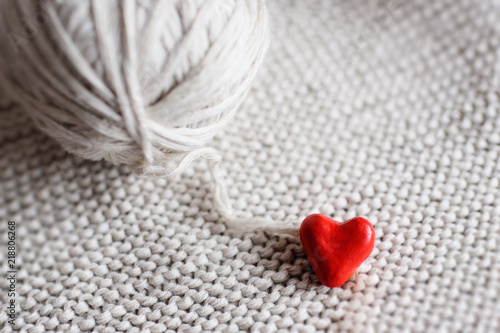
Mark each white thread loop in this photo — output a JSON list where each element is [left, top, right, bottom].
[[209, 158, 300, 236]]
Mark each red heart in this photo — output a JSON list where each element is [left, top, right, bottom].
[[299, 214, 375, 287]]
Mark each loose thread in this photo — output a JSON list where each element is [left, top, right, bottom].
[[208, 158, 300, 237]]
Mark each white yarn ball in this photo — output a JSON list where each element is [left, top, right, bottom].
[[0, 0, 268, 177]]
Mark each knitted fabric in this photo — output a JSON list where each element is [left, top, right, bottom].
[[1, 0, 500, 332]]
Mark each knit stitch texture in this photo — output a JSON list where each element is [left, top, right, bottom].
[[1, 0, 500, 332]]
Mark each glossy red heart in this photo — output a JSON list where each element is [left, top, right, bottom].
[[299, 214, 375, 287]]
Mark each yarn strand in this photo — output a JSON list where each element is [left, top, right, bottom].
[[208, 158, 300, 236]]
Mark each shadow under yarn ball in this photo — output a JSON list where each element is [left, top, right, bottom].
[[0, 0, 268, 177]]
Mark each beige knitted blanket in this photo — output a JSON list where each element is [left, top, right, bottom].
[[1, 0, 500, 332]]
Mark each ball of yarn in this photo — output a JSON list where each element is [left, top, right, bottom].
[[0, 0, 268, 177]]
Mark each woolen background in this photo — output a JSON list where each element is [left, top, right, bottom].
[[1, 0, 500, 332]]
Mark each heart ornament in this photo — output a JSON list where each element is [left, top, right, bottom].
[[299, 214, 375, 287]]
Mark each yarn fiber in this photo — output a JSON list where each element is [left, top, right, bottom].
[[0, 0, 268, 177]]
